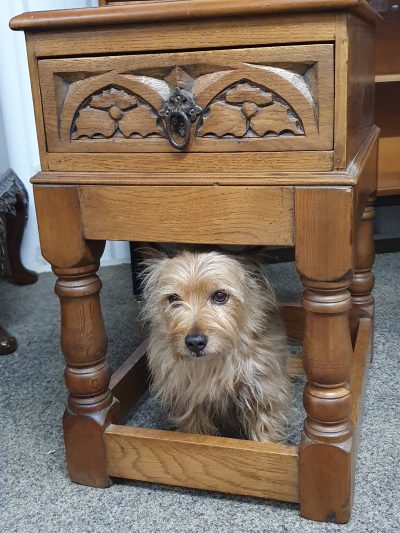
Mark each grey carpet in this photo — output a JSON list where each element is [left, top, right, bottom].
[[1, 254, 399, 533]]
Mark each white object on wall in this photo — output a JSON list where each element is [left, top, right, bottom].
[[0, 0, 131, 273]]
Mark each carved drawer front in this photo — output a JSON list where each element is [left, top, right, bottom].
[[38, 45, 334, 154]]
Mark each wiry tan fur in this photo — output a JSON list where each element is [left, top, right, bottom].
[[141, 251, 292, 442]]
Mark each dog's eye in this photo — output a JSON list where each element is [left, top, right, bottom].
[[167, 294, 181, 305], [211, 291, 229, 305]]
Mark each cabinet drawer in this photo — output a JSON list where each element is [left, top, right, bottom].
[[38, 44, 334, 155]]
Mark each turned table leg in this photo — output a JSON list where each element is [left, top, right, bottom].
[[34, 186, 120, 487], [350, 197, 375, 347], [300, 278, 353, 523], [295, 188, 355, 523], [54, 263, 119, 487]]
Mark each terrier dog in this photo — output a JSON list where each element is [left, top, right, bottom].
[[141, 250, 292, 442]]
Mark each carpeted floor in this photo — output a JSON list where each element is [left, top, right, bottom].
[[1, 254, 399, 533]]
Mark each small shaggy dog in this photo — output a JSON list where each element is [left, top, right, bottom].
[[141, 250, 292, 442]]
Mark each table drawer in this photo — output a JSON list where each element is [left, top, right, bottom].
[[38, 44, 334, 154]]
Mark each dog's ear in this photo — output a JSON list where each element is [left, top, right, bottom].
[[135, 244, 166, 261], [233, 246, 279, 266], [135, 245, 169, 300]]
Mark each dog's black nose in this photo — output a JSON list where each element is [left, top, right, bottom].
[[185, 334, 208, 354]]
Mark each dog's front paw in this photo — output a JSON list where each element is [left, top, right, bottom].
[[174, 407, 218, 436], [240, 404, 291, 443]]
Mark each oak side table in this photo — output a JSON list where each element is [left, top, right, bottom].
[[11, 0, 380, 523]]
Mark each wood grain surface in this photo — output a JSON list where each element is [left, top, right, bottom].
[[350, 317, 372, 450], [375, 11, 400, 76], [281, 303, 305, 342], [295, 187, 353, 281], [29, 14, 336, 59], [110, 340, 149, 421], [345, 14, 376, 168], [10, 0, 380, 31], [33, 185, 89, 267], [79, 185, 294, 245], [377, 138, 400, 195], [32, 167, 355, 187], [43, 151, 334, 173], [105, 425, 299, 502]]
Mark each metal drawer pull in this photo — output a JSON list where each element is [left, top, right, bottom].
[[159, 87, 202, 150]]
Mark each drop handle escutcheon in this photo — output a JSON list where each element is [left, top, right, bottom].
[[159, 87, 202, 151]]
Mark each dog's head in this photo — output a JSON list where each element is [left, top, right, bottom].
[[141, 251, 276, 360]]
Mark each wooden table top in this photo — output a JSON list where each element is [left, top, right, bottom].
[[10, 0, 380, 31]]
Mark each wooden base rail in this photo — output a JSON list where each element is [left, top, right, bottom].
[[350, 317, 373, 453], [104, 308, 372, 506], [110, 339, 149, 421], [104, 426, 299, 502]]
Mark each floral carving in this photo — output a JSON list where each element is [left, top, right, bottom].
[[71, 87, 162, 140], [225, 85, 273, 106], [197, 82, 304, 138], [250, 102, 301, 136], [197, 102, 247, 137], [66, 68, 312, 147]]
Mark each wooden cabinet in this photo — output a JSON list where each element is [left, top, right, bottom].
[[11, 0, 380, 524]]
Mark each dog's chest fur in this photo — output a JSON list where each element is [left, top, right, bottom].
[[147, 325, 287, 417]]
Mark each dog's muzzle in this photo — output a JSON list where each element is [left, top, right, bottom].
[[185, 334, 208, 356]]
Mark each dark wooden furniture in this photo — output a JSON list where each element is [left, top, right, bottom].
[[11, 0, 379, 523], [0, 325, 17, 356], [372, 1, 400, 196], [0, 169, 38, 355]]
